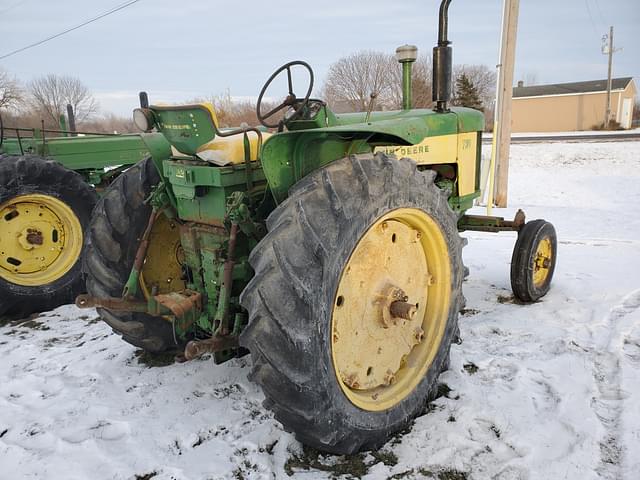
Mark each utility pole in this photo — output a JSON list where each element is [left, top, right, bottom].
[[490, 0, 519, 209], [603, 26, 614, 128]]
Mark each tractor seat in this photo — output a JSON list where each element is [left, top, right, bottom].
[[153, 102, 269, 166]]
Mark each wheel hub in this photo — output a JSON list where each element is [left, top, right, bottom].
[[139, 215, 186, 297], [532, 237, 552, 286], [0, 194, 82, 286], [331, 208, 452, 411]]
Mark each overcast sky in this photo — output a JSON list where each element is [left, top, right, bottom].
[[1, 0, 638, 116]]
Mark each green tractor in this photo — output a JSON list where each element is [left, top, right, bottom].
[[0, 108, 152, 316], [78, 0, 557, 453]]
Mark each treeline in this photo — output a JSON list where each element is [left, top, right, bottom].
[[1, 50, 507, 133]]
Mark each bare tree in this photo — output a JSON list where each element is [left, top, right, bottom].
[[0, 68, 23, 110], [29, 74, 98, 126], [187, 90, 276, 128], [323, 51, 397, 112]]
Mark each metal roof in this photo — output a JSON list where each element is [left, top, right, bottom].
[[513, 77, 633, 98]]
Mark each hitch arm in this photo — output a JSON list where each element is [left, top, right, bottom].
[[458, 209, 526, 233]]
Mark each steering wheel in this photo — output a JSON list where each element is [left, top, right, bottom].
[[256, 61, 314, 129]]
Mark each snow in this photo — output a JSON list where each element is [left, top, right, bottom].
[[483, 128, 640, 139], [1, 141, 640, 480]]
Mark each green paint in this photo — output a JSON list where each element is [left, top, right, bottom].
[[150, 104, 217, 156], [0, 131, 157, 186], [262, 107, 484, 203], [402, 61, 413, 110]]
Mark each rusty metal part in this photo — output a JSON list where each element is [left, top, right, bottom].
[[155, 290, 201, 318], [183, 335, 239, 360], [458, 209, 526, 233], [213, 222, 239, 335], [379, 286, 409, 328], [75, 293, 149, 313], [389, 300, 418, 320], [132, 210, 160, 279], [26, 229, 43, 245], [121, 208, 160, 298]]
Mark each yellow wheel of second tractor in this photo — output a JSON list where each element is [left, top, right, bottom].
[[241, 152, 464, 454], [0, 155, 97, 316], [0, 194, 83, 287]]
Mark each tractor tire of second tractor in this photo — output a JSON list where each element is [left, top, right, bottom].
[[83, 157, 188, 353], [240, 152, 465, 454], [0, 155, 97, 316]]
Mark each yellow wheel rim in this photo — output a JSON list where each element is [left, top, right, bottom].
[[0, 194, 83, 287], [140, 214, 185, 298], [331, 208, 452, 411], [532, 237, 553, 287]]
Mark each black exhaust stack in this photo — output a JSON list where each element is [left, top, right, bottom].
[[66, 104, 77, 136], [139, 91, 149, 109], [433, 0, 453, 112]]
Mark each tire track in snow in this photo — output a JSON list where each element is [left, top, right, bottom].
[[591, 288, 640, 479]]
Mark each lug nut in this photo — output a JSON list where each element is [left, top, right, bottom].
[[384, 369, 396, 385], [343, 372, 360, 389]]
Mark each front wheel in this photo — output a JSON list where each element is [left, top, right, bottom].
[[0, 155, 97, 316], [510, 219, 557, 302], [240, 153, 465, 454]]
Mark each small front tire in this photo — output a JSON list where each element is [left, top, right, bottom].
[[510, 219, 557, 302]]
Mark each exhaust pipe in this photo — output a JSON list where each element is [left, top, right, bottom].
[[66, 104, 77, 136], [433, 0, 453, 112]]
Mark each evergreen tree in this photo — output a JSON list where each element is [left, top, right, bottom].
[[453, 73, 483, 111]]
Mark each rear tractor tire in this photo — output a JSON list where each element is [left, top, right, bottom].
[[510, 219, 557, 302], [0, 154, 97, 316], [83, 157, 187, 353], [240, 152, 465, 454]]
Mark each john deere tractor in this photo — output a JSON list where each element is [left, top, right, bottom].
[[0, 108, 152, 316], [78, 0, 557, 454]]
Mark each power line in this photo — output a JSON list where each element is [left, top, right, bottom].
[[0, 0, 29, 15], [593, 0, 607, 26], [0, 0, 142, 60], [584, 0, 599, 35]]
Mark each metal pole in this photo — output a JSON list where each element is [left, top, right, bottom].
[[604, 26, 613, 129], [402, 61, 413, 110], [493, 0, 519, 208], [66, 104, 77, 136]]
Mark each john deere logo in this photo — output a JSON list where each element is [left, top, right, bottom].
[[379, 145, 430, 156], [175, 168, 186, 178], [462, 139, 472, 149]]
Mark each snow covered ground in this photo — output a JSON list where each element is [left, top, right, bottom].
[[1, 141, 639, 480]]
